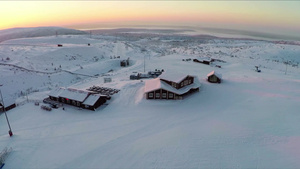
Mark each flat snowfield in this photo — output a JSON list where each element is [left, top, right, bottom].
[[1, 32, 300, 168]]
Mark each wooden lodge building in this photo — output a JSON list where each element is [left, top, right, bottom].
[[207, 71, 222, 83], [48, 87, 108, 111], [0, 97, 16, 112], [144, 72, 201, 100]]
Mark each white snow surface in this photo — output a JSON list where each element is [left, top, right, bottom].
[[0, 29, 300, 169]]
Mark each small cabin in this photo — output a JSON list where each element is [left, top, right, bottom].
[[207, 71, 222, 83], [57, 44, 63, 47]]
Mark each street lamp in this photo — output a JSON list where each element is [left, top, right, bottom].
[[0, 85, 13, 137]]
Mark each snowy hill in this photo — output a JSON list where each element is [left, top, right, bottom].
[[0, 27, 87, 42], [0, 29, 300, 168]]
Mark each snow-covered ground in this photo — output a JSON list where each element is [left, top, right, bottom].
[[0, 28, 300, 168]]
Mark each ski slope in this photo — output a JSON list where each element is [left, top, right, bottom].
[[0, 28, 300, 168]]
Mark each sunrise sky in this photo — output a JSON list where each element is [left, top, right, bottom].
[[1, 1, 300, 36]]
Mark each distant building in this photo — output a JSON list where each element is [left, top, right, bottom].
[[104, 77, 112, 83], [48, 87, 108, 111], [120, 60, 127, 67], [0, 97, 16, 112], [120, 58, 130, 67], [193, 57, 211, 65], [207, 71, 222, 83], [144, 72, 201, 100], [130, 69, 163, 80]]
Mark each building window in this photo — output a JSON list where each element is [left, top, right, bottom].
[[77, 102, 80, 106], [184, 80, 188, 86], [172, 82, 177, 88], [181, 82, 183, 87], [67, 99, 70, 104], [72, 100, 76, 105], [155, 93, 160, 98], [85, 105, 89, 109], [169, 93, 174, 98], [148, 93, 153, 98], [189, 80, 192, 84], [162, 93, 167, 98], [61, 98, 65, 103]]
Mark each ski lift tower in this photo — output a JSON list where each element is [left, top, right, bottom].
[[284, 61, 289, 75]]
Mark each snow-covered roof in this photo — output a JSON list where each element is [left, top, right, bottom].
[[207, 71, 222, 78], [159, 71, 194, 84], [48, 87, 66, 98], [144, 77, 201, 95], [82, 94, 103, 106], [59, 88, 90, 102], [0, 96, 15, 107], [144, 78, 162, 93]]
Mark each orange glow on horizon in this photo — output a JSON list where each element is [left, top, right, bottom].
[[0, 1, 299, 35]]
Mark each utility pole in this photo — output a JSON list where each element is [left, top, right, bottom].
[[0, 85, 13, 137], [144, 55, 145, 72], [285, 61, 288, 75]]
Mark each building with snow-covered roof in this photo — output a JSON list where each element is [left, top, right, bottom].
[[144, 72, 201, 100], [0, 96, 16, 112], [48, 87, 65, 101], [48, 87, 108, 111], [82, 94, 107, 111], [207, 71, 222, 83]]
